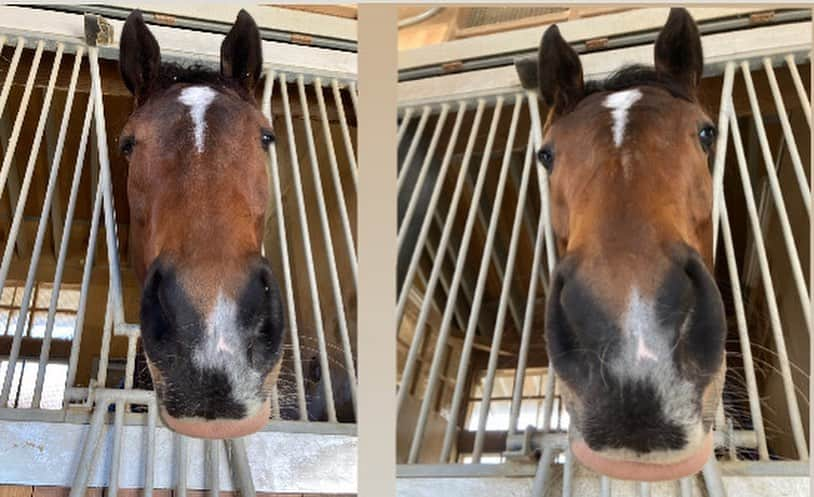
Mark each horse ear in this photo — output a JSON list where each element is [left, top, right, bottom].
[[654, 8, 703, 96], [538, 24, 584, 116], [221, 9, 263, 93], [119, 10, 161, 105]]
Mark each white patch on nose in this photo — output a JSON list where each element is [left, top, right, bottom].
[[602, 89, 642, 148], [192, 292, 265, 410], [621, 287, 660, 363], [178, 86, 217, 153], [200, 293, 240, 360]]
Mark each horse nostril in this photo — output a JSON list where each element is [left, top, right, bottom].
[[677, 252, 726, 374]]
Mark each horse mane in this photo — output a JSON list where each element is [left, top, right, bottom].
[[584, 64, 694, 102], [151, 62, 253, 100]]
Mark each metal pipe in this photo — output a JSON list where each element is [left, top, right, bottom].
[[397, 101, 489, 424], [0, 41, 62, 406], [438, 97, 507, 460], [763, 57, 810, 211], [262, 70, 307, 420], [718, 197, 769, 459], [508, 172, 546, 434], [399, 104, 450, 247], [702, 456, 728, 497], [331, 79, 358, 190], [397, 107, 415, 145], [227, 437, 256, 497], [403, 102, 468, 461], [26, 46, 84, 406], [0, 37, 24, 127], [296, 74, 357, 415], [88, 45, 127, 332], [530, 446, 555, 497], [176, 434, 189, 497], [728, 105, 808, 459], [471, 97, 525, 461], [397, 106, 431, 192], [316, 77, 357, 281], [784, 54, 811, 127], [711, 62, 736, 252], [207, 439, 220, 496], [279, 72, 337, 422]]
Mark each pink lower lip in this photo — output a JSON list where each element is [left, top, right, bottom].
[[571, 431, 713, 481], [161, 399, 270, 439]]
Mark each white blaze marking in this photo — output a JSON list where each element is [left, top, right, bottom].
[[178, 86, 217, 153], [602, 89, 642, 148], [201, 293, 239, 360], [622, 287, 659, 362]]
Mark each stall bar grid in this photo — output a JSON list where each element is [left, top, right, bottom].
[[395, 51, 810, 497], [0, 32, 357, 495]]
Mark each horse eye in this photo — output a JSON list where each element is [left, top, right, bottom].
[[119, 136, 135, 157], [698, 125, 717, 151], [260, 129, 275, 149], [537, 146, 555, 171]]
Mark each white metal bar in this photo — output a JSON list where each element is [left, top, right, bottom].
[[144, 397, 157, 497], [397, 106, 431, 192], [702, 457, 728, 497], [108, 399, 126, 497], [718, 198, 769, 459], [639, 482, 651, 497], [176, 434, 189, 497], [530, 446, 555, 497], [404, 103, 471, 462], [68, 401, 110, 497], [0, 37, 24, 123], [0, 41, 63, 406], [88, 45, 128, 332], [399, 104, 450, 247], [228, 438, 256, 497], [762, 57, 811, 213], [296, 74, 357, 415], [711, 62, 736, 255], [279, 72, 337, 422], [396, 99, 484, 341], [728, 105, 808, 459], [600, 476, 611, 497], [562, 446, 574, 497], [679, 478, 693, 497], [207, 439, 220, 496], [0, 39, 45, 265], [349, 81, 359, 118], [784, 54, 811, 127], [317, 77, 357, 282], [64, 177, 104, 402], [438, 98, 502, 461], [262, 70, 307, 420], [740, 62, 810, 334], [397, 107, 415, 145], [25, 46, 84, 406], [470, 98, 525, 461], [508, 164, 546, 435], [96, 290, 115, 389], [526, 92, 557, 274], [331, 79, 358, 189]]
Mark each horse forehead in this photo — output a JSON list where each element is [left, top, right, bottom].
[[601, 88, 643, 148], [177, 85, 219, 153]]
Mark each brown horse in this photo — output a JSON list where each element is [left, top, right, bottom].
[[118, 10, 283, 438], [530, 9, 726, 480]]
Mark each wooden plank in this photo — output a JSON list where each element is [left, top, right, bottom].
[[277, 5, 357, 20], [0, 486, 32, 497], [399, 7, 772, 70]]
